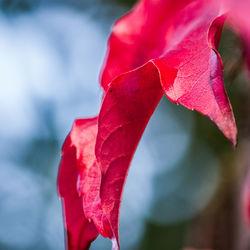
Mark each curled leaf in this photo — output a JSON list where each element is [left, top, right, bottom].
[[96, 62, 164, 247], [101, 0, 237, 144], [58, 123, 99, 250], [58, 0, 240, 249]]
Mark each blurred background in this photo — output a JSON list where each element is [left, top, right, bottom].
[[0, 0, 249, 249]]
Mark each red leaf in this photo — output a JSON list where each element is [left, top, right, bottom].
[[58, 0, 239, 249], [58, 120, 99, 250], [96, 62, 164, 247], [101, 0, 193, 90], [101, 0, 237, 144], [58, 65, 165, 249]]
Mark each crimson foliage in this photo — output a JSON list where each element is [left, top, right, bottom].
[[58, 0, 250, 249]]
